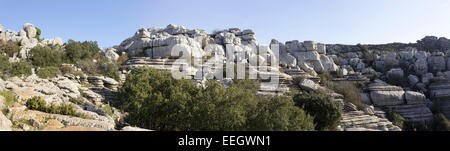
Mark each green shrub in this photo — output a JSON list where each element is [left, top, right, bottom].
[[117, 67, 316, 131], [100, 63, 120, 81], [327, 82, 364, 110], [25, 96, 81, 117], [0, 55, 11, 75], [64, 40, 101, 64], [29, 46, 63, 67], [59, 65, 75, 75], [231, 79, 260, 94], [319, 72, 332, 84], [116, 53, 129, 70], [0, 41, 20, 57], [431, 113, 450, 131], [35, 27, 42, 41], [293, 92, 342, 131], [0, 91, 18, 108], [385, 108, 406, 128], [10, 61, 33, 77], [403, 120, 431, 131], [247, 96, 315, 131], [77, 59, 99, 75], [37, 67, 61, 79]]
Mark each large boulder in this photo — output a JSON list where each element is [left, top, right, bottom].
[[387, 68, 404, 81], [368, 83, 405, 106], [414, 58, 428, 76], [299, 79, 317, 91], [428, 53, 446, 73], [105, 48, 120, 61], [23, 23, 37, 39], [405, 91, 426, 105], [421, 73, 434, 85], [408, 75, 419, 86]]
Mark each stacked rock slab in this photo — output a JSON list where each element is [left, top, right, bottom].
[[429, 77, 450, 118], [340, 111, 401, 131], [368, 83, 433, 121]]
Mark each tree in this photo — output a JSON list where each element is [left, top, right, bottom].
[[117, 67, 316, 131], [294, 92, 342, 130], [29, 46, 63, 67], [64, 40, 101, 63], [247, 96, 315, 131]]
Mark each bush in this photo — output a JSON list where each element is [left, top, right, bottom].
[[59, 65, 75, 75], [385, 108, 406, 128], [116, 53, 129, 70], [318, 72, 332, 84], [0, 41, 20, 57], [247, 96, 315, 131], [0, 91, 18, 108], [29, 46, 63, 67], [64, 40, 101, 64], [35, 27, 42, 41], [117, 67, 199, 130], [0, 55, 11, 75], [100, 63, 120, 81], [10, 61, 33, 77], [77, 59, 99, 75], [293, 92, 342, 130], [403, 120, 431, 131], [36, 67, 61, 79], [231, 79, 260, 94], [431, 113, 450, 131], [327, 82, 364, 110], [25, 96, 80, 117]]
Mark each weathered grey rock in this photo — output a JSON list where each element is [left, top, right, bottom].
[[316, 43, 326, 54], [299, 79, 317, 91], [363, 106, 375, 115], [368, 84, 405, 106], [105, 48, 120, 61], [414, 58, 428, 75], [421, 73, 434, 84], [361, 93, 372, 105], [344, 102, 358, 112], [405, 91, 426, 105], [428, 54, 446, 73], [303, 41, 316, 51], [23, 23, 37, 39], [0, 112, 12, 131], [387, 68, 404, 81], [408, 75, 419, 86], [340, 111, 401, 131], [0, 24, 3, 33]]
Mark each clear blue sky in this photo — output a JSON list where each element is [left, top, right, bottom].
[[1, 0, 449, 48]]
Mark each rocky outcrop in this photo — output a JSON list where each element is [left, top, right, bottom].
[[368, 83, 405, 106], [0, 23, 63, 59], [340, 110, 401, 131], [367, 83, 433, 121], [6, 104, 114, 131]]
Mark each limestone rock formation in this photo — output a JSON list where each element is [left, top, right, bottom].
[[0, 23, 63, 59], [298, 79, 317, 91]]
